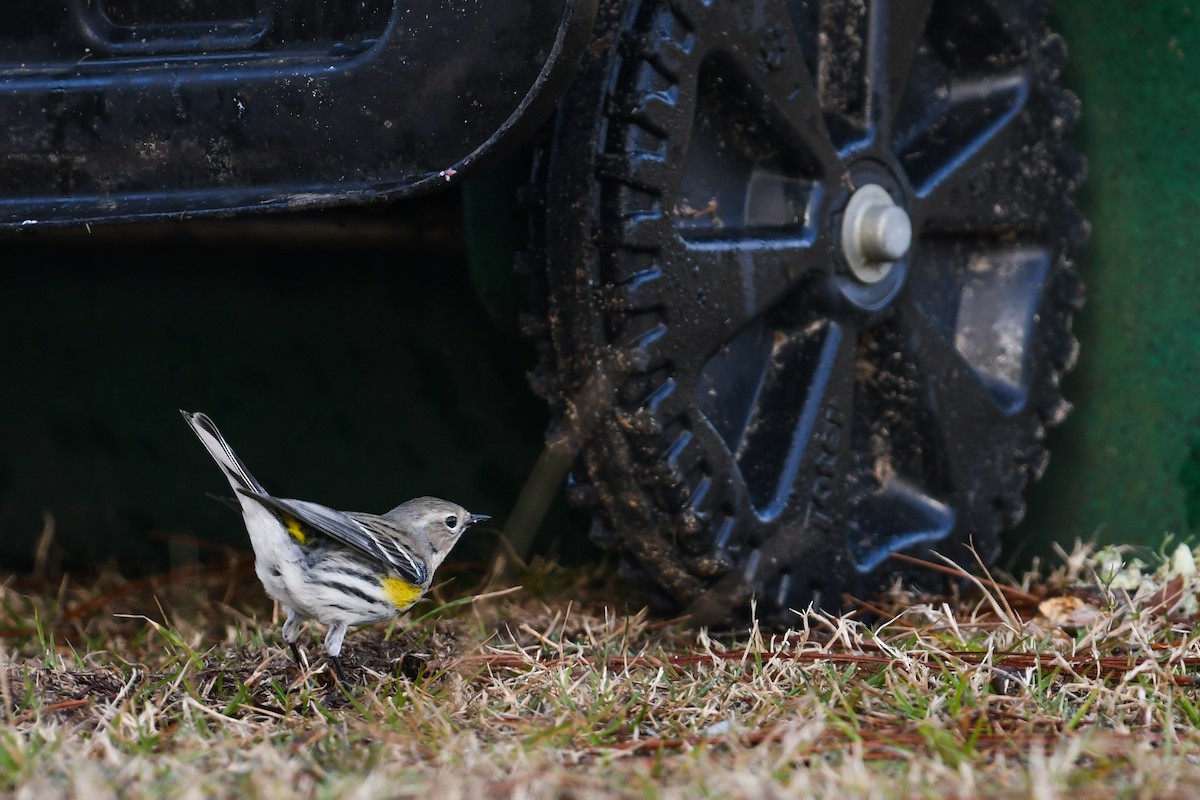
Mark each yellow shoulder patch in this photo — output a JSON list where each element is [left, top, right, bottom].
[[282, 514, 308, 545], [381, 576, 424, 610]]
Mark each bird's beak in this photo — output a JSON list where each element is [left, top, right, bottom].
[[467, 513, 491, 527]]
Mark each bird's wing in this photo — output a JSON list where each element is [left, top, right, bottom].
[[236, 490, 427, 587]]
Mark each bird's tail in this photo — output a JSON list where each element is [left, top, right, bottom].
[[180, 411, 267, 496]]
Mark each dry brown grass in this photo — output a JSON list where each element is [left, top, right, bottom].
[[3, 541, 1200, 798]]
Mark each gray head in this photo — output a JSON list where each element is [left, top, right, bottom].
[[385, 496, 489, 560]]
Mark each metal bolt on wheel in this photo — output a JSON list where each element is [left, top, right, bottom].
[[841, 184, 911, 283], [525, 0, 1086, 624]]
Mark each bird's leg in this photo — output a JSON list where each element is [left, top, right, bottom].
[[282, 606, 305, 667], [330, 655, 349, 686], [324, 622, 350, 685]]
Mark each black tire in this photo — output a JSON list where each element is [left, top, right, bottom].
[[524, 0, 1086, 624]]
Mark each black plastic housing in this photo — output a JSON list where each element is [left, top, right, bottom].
[[0, 0, 596, 228]]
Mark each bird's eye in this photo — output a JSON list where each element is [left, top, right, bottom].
[[444, 515, 458, 529]]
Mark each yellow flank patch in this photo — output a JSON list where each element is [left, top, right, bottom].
[[282, 514, 308, 545], [381, 576, 424, 610]]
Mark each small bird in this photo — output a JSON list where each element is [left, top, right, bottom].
[[181, 411, 488, 683]]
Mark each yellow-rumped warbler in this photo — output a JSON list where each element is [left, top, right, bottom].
[[181, 411, 487, 683]]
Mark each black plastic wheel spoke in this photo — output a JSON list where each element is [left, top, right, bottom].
[[845, 480, 957, 572], [660, 239, 826, 378], [892, 292, 1021, 484], [840, 314, 960, 571], [903, 71, 1034, 234], [682, 0, 841, 175], [909, 238, 1053, 408], [777, 322, 858, 521], [866, 0, 935, 142], [732, 325, 859, 596]]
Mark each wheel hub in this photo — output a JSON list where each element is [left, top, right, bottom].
[[840, 184, 912, 284]]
